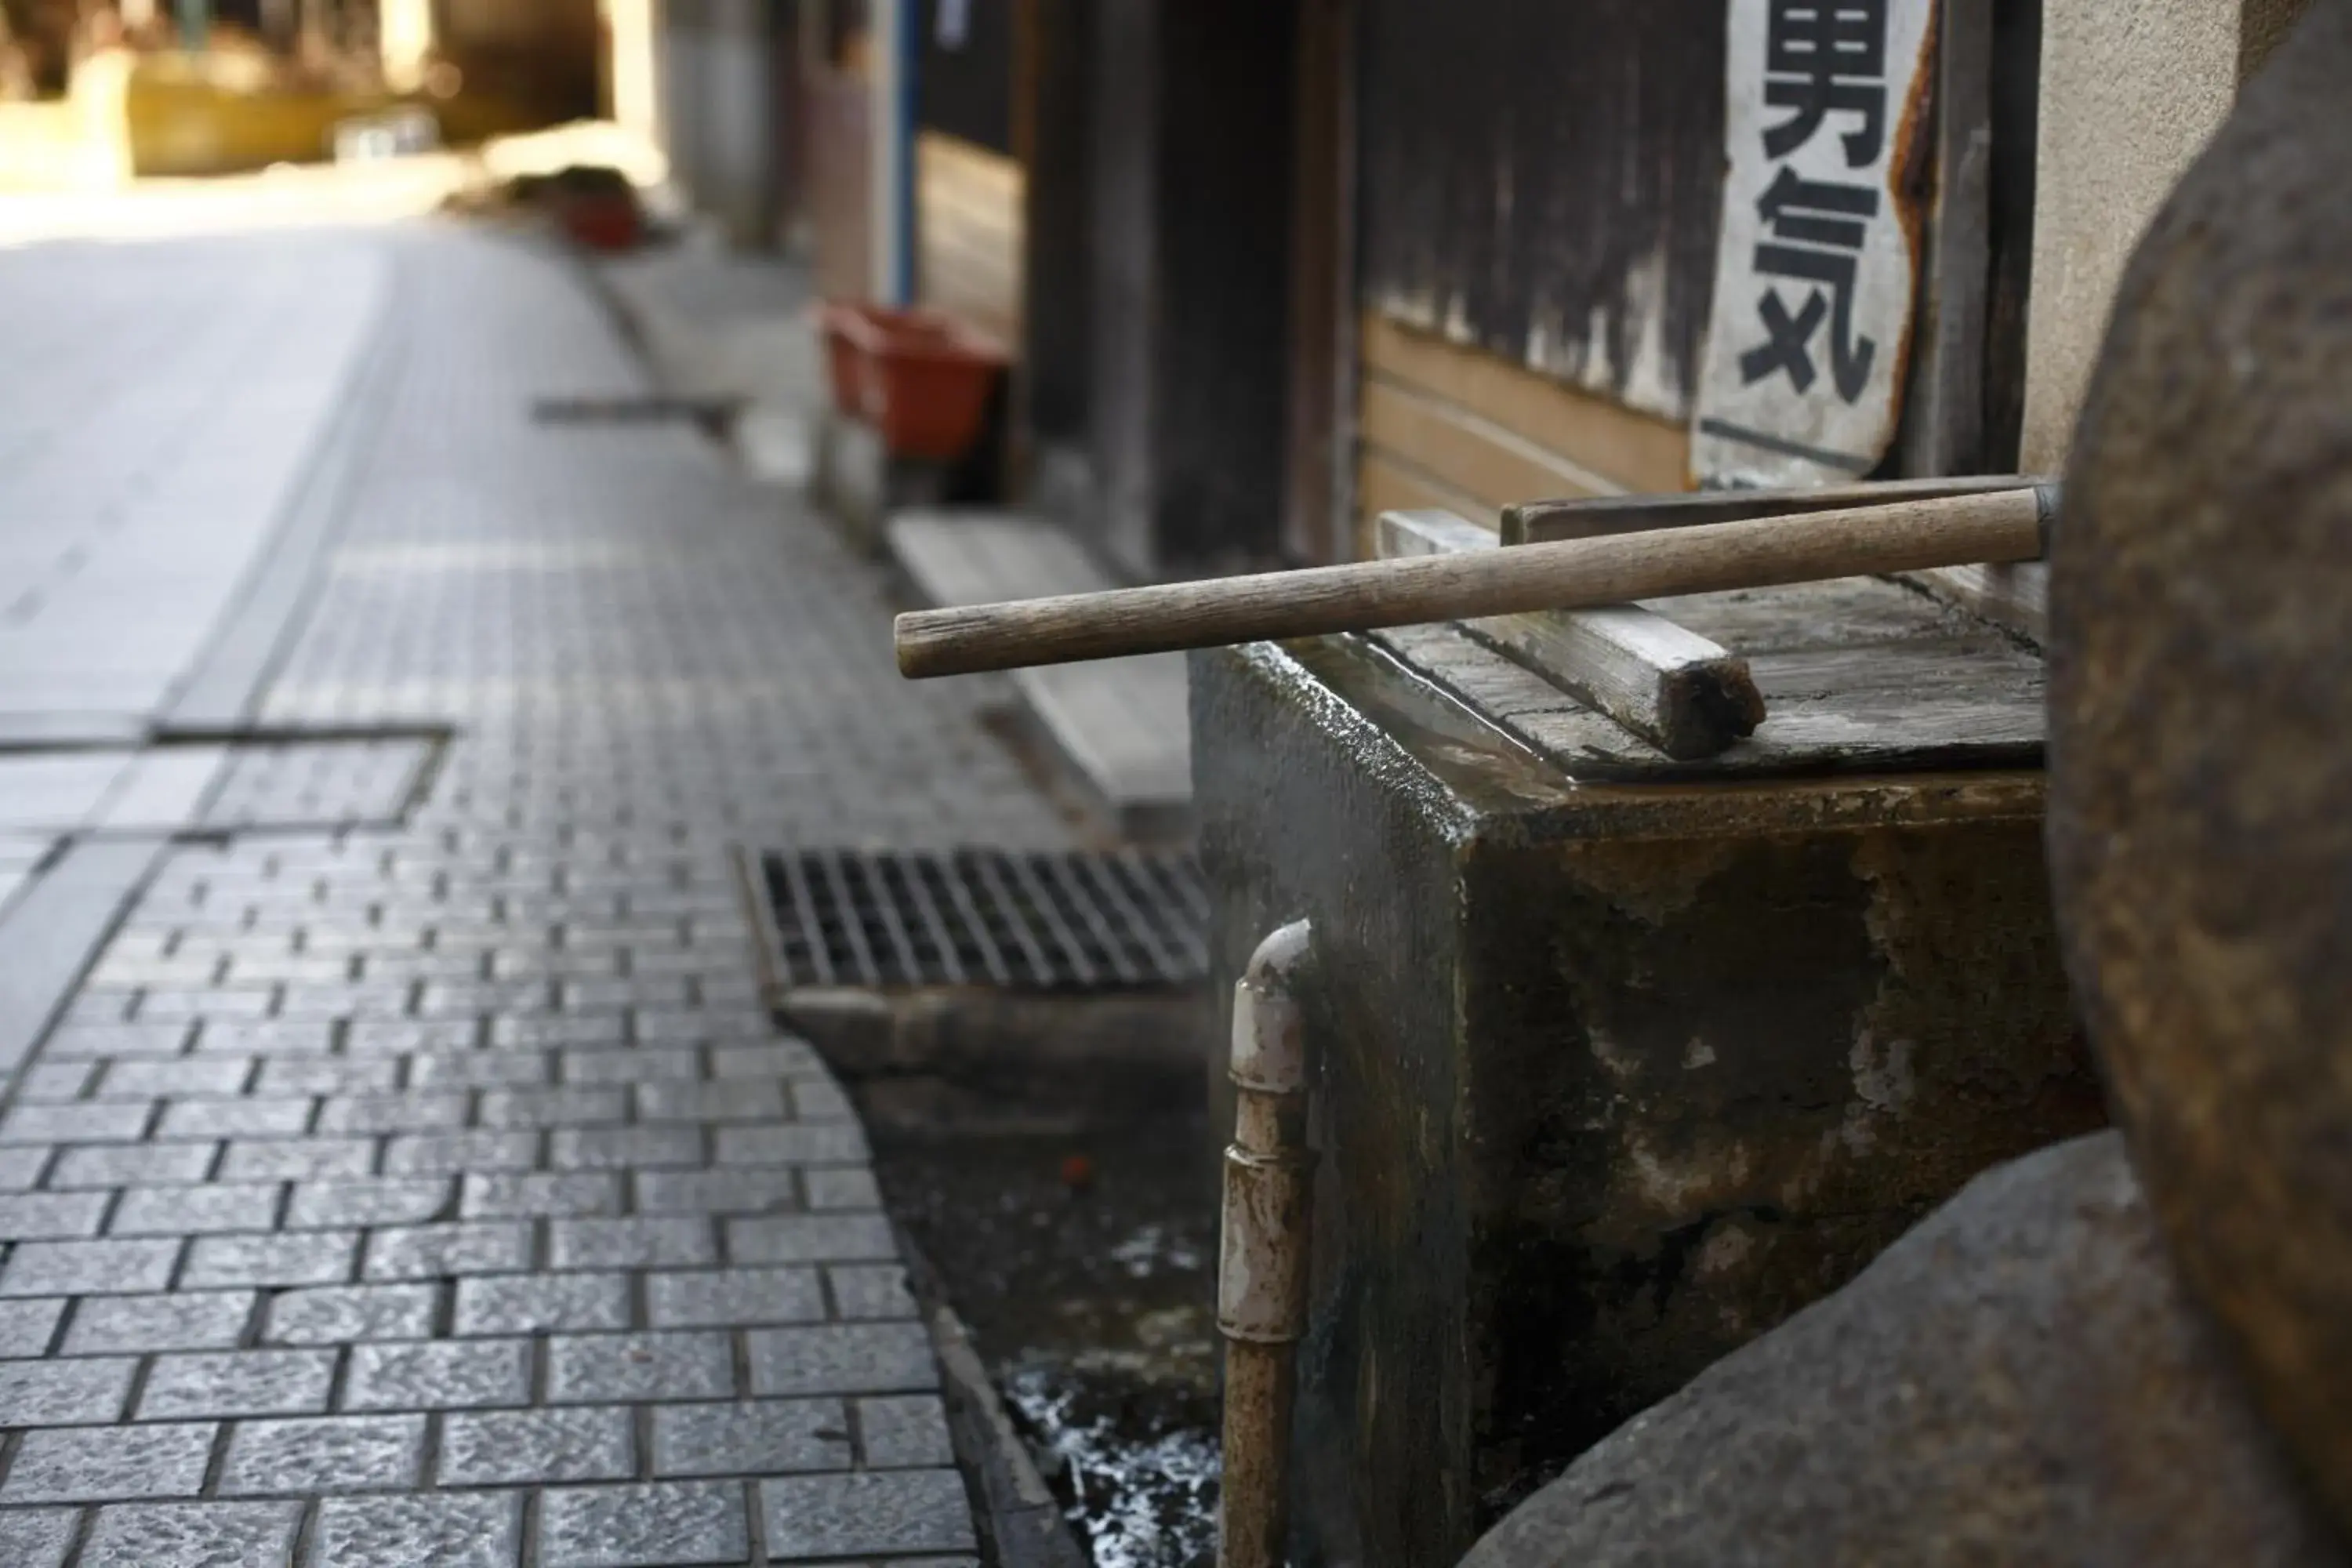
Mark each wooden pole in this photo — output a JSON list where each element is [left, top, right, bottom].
[[895, 484, 2055, 679]]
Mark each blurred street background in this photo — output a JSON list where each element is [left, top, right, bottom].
[[0, 2, 1228, 1565]]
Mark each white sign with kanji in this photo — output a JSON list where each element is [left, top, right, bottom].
[[1692, 0, 1937, 488]]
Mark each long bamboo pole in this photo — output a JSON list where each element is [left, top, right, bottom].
[[895, 485, 2056, 680]]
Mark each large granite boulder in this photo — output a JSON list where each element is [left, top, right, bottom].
[[1460, 1134, 2343, 1568], [2050, 0, 2352, 1532]]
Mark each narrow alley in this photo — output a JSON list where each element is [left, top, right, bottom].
[[0, 220, 1069, 1566]]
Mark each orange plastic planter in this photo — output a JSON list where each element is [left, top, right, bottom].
[[819, 302, 1006, 463]]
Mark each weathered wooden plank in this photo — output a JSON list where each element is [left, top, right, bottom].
[[1358, 0, 1726, 423], [1365, 570, 2045, 783], [1359, 314, 1693, 495], [1375, 509, 1764, 760], [1504, 474, 2037, 544]]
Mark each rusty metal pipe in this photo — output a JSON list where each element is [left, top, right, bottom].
[[1218, 920, 1316, 1568]]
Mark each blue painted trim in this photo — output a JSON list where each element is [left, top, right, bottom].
[[895, 2, 922, 306]]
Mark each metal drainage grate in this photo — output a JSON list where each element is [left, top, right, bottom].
[[758, 848, 1209, 992]]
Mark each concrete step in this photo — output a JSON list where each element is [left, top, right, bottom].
[[887, 510, 1192, 840]]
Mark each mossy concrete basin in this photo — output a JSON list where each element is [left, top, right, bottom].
[[1192, 604, 2102, 1568]]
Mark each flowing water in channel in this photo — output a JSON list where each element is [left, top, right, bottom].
[[870, 1116, 1224, 1566]]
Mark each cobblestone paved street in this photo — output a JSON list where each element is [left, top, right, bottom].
[[0, 223, 1073, 1565]]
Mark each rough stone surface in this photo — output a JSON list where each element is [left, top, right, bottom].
[[344, 1338, 532, 1411], [1461, 1134, 2347, 1567], [2, 1422, 217, 1504], [0, 1359, 135, 1426], [763, 1469, 978, 1558], [0, 1509, 75, 1568], [220, 1414, 428, 1494], [538, 1480, 750, 1567], [547, 1331, 737, 1404], [80, 1501, 303, 1568], [652, 1399, 853, 1477], [313, 1492, 522, 1568], [138, 1347, 336, 1420], [437, 1407, 636, 1486], [2053, 0, 2352, 1536], [63, 1291, 253, 1356], [748, 1323, 940, 1397]]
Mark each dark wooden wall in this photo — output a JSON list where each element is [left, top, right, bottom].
[[1078, 0, 1298, 577], [1020, 0, 1092, 445], [916, 0, 1013, 153], [1357, 0, 1726, 423]]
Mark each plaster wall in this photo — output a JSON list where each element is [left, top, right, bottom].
[[2020, 0, 2314, 472]]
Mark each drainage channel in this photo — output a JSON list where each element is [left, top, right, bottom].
[[745, 847, 1221, 1567]]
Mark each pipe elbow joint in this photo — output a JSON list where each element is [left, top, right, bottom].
[[1231, 919, 1312, 1097]]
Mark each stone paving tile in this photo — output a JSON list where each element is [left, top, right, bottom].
[[220, 1413, 428, 1494], [0, 1147, 53, 1189], [828, 1264, 920, 1321], [547, 1330, 736, 1403], [315, 1092, 472, 1136], [539, 1479, 750, 1567], [549, 1216, 717, 1269], [861, 1395, 958, 1468], [633, 1169, 800, 1216], [343, 1337, 531, 1411], [0, 1356, 139, 1426], [0, 1101, 154, 1145], [217, 1138, 377, 1182], [109, 1181, 284, 1236], [46, 1143, 216, 1189], [636, 1080, 787, 1123], [288, 1176, 454, 1229], [459, 1171, 620, 1218], [181, 1230, 357, 1290], [561, 1047, 700, 1084], [13, 1063, 94, 1102], [196, 1020, 338, 1054], [95, 1057, 253, 1099], [82, 1501, 306, 1568], [38, 1024, 190, 1061], [762, 1470, 978, 1559], [728, 1214, 898, 1265], [437, 1405, 635, 1485], [747, 1324, 940, 1398], [0, 1508, 75, 1568], [0, 1190, 111, 1240], [362, 1220, 532, 1280], [139, 1347, 338, 1419], [155, 1096, 315, 1140], [383, 1130, 540, 1175], [650, 1398, 851, 1477], [647, 1266, 827, 1328], [311, 1492, 522, 1568], [452, 1272, 630, 1336], [710, 1043, 830, 1080], [260, 1056, 401, 1095], [1, 1420, 214, 1501], [408, 1051, 550, 1088], [1, 1238, 180, 1297], [63, 1290, 255, 1355], [262, 1283, 437, 1346], [713, 1124, 870, 1166], [0, 1297, 66, 1356], [548, 1126, 705, 1171]]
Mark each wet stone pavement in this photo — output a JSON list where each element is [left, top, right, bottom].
[[0, 225, 1075, 1565]]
